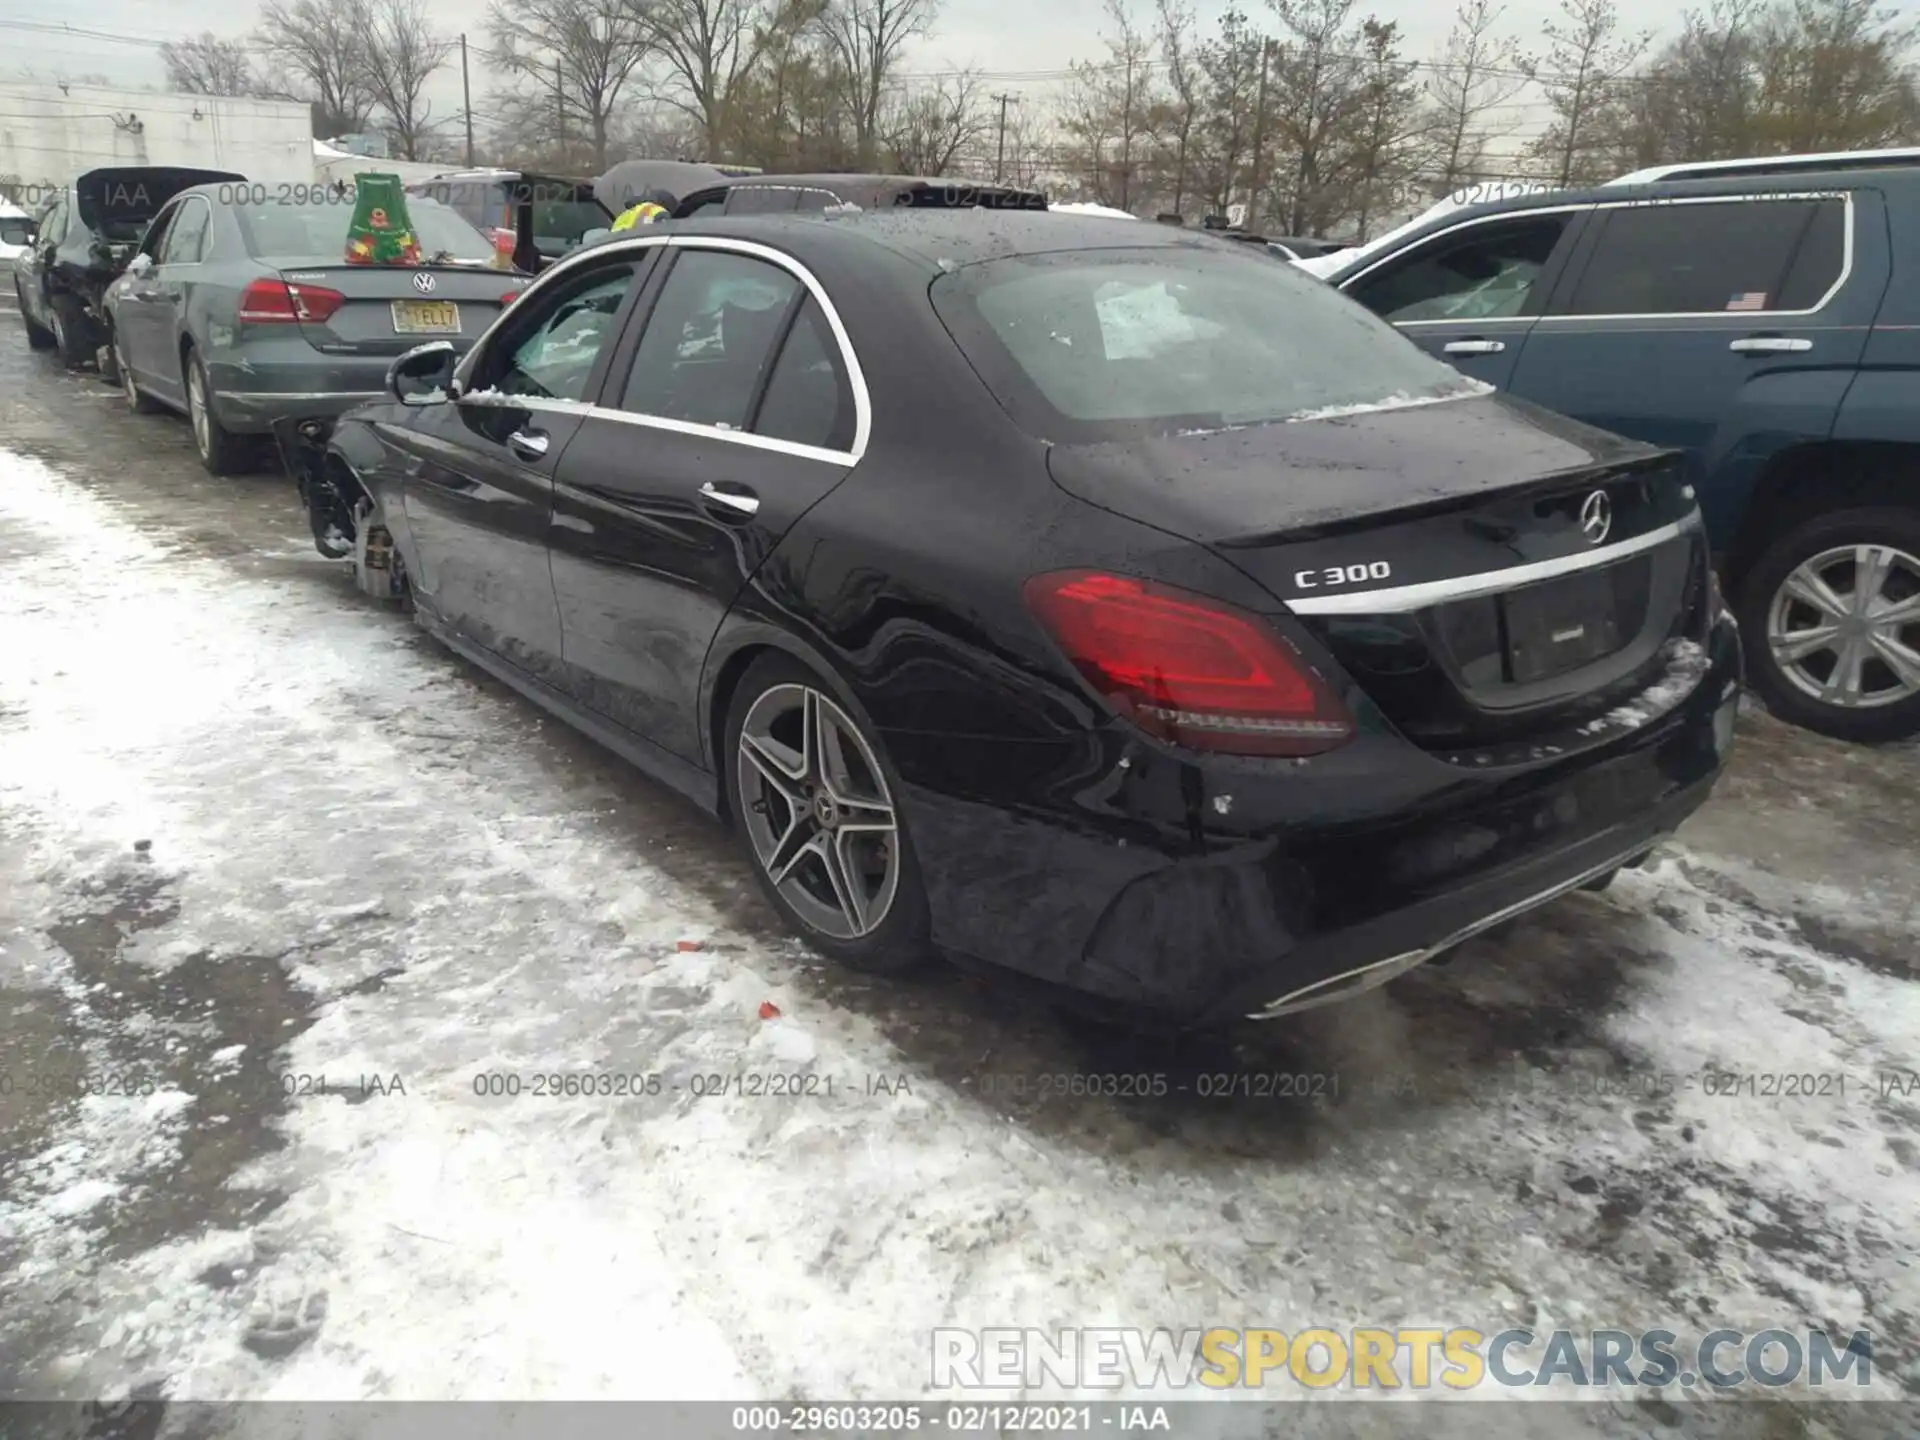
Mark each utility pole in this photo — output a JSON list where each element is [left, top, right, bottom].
[[1246, 38, 1272, 230], [992, 92, 1020, 183], [460, 34, 474, 166]]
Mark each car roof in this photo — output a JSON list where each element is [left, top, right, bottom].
[[589, 209, 1252, 276], [1610, 145, 1920, 184], [677, 172, 1051, 211]]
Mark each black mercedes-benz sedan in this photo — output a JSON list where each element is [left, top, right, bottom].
[[320, 211, 1742, 1028]]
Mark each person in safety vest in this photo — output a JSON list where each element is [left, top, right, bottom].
[[611, 197, 671, 230]]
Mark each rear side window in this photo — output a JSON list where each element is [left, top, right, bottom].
[[933, 246, 1479, 442], [1348, 214, 1571, 323], [753, 298, 855, 450], [161, 198, 211, 263], [1564, 198, 1844, 315], [618, 250, 803, 430]]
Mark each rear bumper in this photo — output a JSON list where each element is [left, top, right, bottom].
[[208, 355, 390, 431], [895, 613, 1742, 1027]]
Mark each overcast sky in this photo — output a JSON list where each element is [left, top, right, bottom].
[[5, 0, 1690, 153]]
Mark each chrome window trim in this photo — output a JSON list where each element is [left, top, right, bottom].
[[452, 232, 870, 465], [1542, 191, 1854, 321], [1341, 192, 1854, 325], [1285, 515, 1700, 615]]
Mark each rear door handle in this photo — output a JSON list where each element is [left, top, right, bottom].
[[1443, 339, 1506, 355], [700, 481, 759, 515], [1730, 336, 1811, 353], [507, 429, 549, 460]]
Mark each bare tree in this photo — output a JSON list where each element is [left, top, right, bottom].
[[1341, 18, 1425, 238], [1753, 0, 1920, 150], [160, 33, 256, 97], [256, 0, 378, 137], [1519, 0, 1651, 184], [882, 71, 989, 172], [1422, 0, 1527, 193], [1155, 0, 1204, 215], [817, 0, 942, 167], [1266, 0, 1375, 234], [361, 0, 455, 158], [637, 0, 798, 155], [1061, 0, 1161, 209], [488, 0, 656, 169], [1192, 7, 1268, 215]]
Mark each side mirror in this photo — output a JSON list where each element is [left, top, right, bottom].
[[127, 252, 154, 277], [387, 339, 457, 406]]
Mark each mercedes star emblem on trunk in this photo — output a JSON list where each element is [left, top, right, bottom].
[[1580, 490, 1612, 545]]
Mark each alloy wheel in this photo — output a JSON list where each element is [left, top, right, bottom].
[[735, 683, 900, 941], [188, 364, 210, 458], [1767, 543, 1920, 709]]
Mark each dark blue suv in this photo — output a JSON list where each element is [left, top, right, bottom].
[[1327, 162, 1920, 743]]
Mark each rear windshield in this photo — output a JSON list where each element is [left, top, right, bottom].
[[931, 245, 1479, 442], [235, 196, 497, 264]]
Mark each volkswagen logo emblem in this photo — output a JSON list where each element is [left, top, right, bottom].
[[1579, 489, 1613, 546], [411, 271, 436, 293]]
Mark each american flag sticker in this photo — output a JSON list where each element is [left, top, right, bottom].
[[1726, 291, 1769, 311]]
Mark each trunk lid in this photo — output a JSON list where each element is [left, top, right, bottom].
[[1046, 394, 1710, 757], [264, 263, 530, 357]]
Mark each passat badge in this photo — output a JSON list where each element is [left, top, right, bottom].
[[412, 271, 436, 294], [1580, 490, 1612, 545]]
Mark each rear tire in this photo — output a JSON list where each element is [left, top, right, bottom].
[[184, 347, 249, 476], [17, 281, 54, 350], [723, 652, 933, 976], [1738, 505, 1920, 743], [50, 293, 91, 369]]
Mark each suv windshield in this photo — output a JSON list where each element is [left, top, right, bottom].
[[236, 195, 497, 263], [531, 197, 606, 252], [931, 246, 1479, 441]]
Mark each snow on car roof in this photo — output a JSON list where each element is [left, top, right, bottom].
[[1048, 202, 1138, 220]]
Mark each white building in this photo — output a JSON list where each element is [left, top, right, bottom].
[[0, 82, 314, 199]]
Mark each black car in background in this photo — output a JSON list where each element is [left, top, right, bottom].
[[667, 173, 1049, 218], [325, 212, 1739, 1028], [408, 169, 612, 273], [1324, 162, 1920, 741], [15, 166, 243, 368]]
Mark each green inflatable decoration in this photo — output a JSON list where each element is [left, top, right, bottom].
[[343, 173, 423, 265]]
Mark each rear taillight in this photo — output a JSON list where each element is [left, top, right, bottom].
[[500, 290, 521, 306], [238, 278, 344, 324], [1024, 570, 1354, 756]]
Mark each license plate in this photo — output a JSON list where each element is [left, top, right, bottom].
[[391, 300, 461, 334], [1502, 565, 1634, 683]]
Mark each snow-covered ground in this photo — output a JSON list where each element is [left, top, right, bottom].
[[0, 334, 1916, 1431]]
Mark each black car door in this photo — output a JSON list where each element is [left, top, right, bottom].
[[548, 240, 866, 764], [22, 194, 66, 324], [382, 251, 656, 683]]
